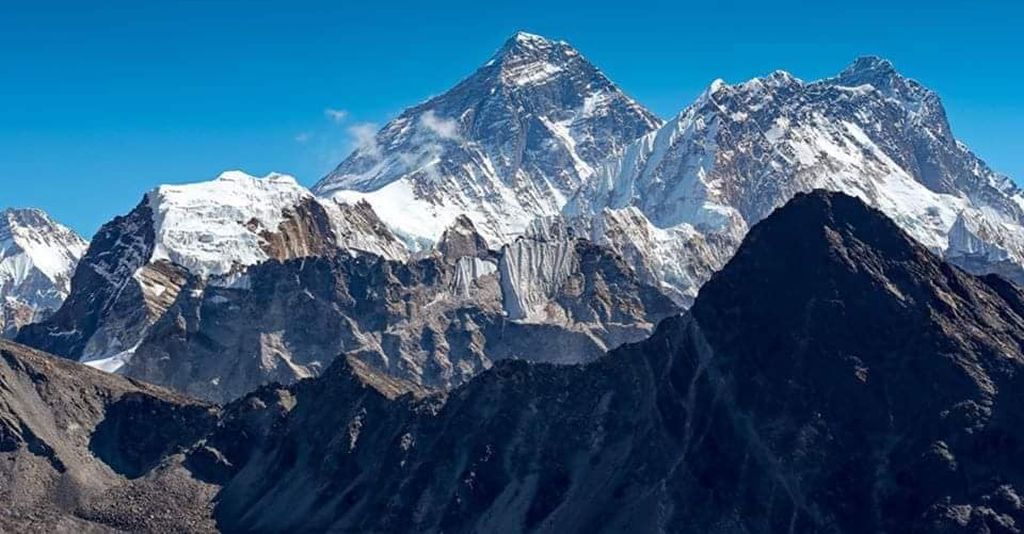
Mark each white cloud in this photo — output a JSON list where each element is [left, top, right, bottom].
[[294, 132, 313, 143], [347, 122, 381, 158], [419, 110, 460, 140], [325, 108, 349, 123]]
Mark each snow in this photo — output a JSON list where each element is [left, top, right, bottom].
[[561, 58, 1024, 303], [147, 171, 309, 277], [503, 61, 563, 87], [147, 170, 407, 275], [333, 179, 476, 251], [0, 209, 88, 325], [451, 257, 499, 297], [1, 209, 87, 287], [81, 339, 141, 373], [498, 238, 577, 321]]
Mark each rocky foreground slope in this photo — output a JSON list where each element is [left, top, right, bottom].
[[208, 190, 1024, 532], [5, 191, 1024, 532], [0, 339, 217, 532]]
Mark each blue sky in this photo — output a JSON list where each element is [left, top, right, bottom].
[[2, 0, 1021, 236]]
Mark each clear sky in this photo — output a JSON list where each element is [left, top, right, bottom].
[[2, 0, 1021, 236]]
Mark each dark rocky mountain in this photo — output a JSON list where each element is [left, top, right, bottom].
[[0, 338, 217, 532], [9, 190, 1024, 532], [202, 190, 1024, 532]]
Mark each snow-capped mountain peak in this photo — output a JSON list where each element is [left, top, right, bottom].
[[0, 208, 88, 336], [563, 56, 1024, 303], [15, 169, 410, 371], [313, 32, 661, 249], [148, 170, 314, 276], [488, 31, 579, 88]]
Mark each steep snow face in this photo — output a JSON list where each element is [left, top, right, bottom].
[[149, 171, 407, 276], [566, 56, 1024, 299], [498, 237, 578, 321], [314, 31, 661, 248], [148, 171, 312, 276], [0, 208, 88, 336]]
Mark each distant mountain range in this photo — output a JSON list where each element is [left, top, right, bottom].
[[6, 190, 1024, 532], [6, 30, 1023, 402]]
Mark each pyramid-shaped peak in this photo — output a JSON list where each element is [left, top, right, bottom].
[[827, 55, 906, 90], [2, 207, 55, 229], [705, 190, 929, 291], [511, 30, 557, 45], [842, 55, 897, 76], [502, 31, 566, 51], [491, 30, 577, 65]]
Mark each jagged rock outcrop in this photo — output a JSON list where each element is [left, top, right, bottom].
[[313, 31, 661, 247], [0, 208, 88, 337], [116, 226, 677, 402]]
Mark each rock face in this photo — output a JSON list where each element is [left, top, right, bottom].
[[7, 191, 1024, 532], [0, 208, 88, 337], [113, 221, 677, 403], [19, 175, 677, 402], [16, 171, 409, 373], [0, 338, 217, 532], [313, 31, 661, 248], [565, 56, 1024, 303], [210, 191, 1024, 532]]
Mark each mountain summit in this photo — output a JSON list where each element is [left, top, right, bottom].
[[313, 31, 661, 248], [0, 208, 88, 337], [563, 56, 1024, 303]]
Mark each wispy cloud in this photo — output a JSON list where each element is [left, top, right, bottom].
[[346, 122, 381, 158], [324, 108, 349, 123], [294, 132, 313, 143], [419, 110, 460, 140]]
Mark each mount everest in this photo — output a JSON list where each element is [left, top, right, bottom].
[[313, 31, 661, 248]]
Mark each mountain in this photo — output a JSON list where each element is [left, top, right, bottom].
[[207, 190, 1024, 532], [108, 222, 677, 403], [0, 208, 88, 337], [16, 170, 410, 373], [9, 191, 1022, 531], [564, 56, 1024, 303], [17, 174, 677, 402], [0, 338, 217, 532], [313, 31, 661, 249]]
